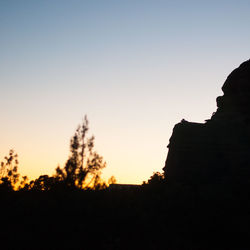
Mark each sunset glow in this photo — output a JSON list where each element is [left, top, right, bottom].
[[1, 0, 250, 184]]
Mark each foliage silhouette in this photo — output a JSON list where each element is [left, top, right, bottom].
[[144, 171, 165, 186], [0, 149, 19, 189], [27, 175, 58, 191], [2, 61, 250, 249], [54, 116, 106, 189], [0, 149, 28, 191], [108, 175, 117, 185], [16, 116, 108, 191]]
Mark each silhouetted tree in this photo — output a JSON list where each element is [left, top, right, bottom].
[[108, 176, 117, 185], [18, 175, 29, 190], [144, 171, 165, 186], [27, 175, 58, 191], [54, 116, 106, 189], [0, 149, 20, 190]]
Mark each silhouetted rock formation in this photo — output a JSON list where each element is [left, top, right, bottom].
[[163, 59, 250, 186]]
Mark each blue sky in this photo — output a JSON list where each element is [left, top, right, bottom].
[[1, 0, 250, 183]]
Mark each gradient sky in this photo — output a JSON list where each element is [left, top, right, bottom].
[[1, 0, 250, 184]]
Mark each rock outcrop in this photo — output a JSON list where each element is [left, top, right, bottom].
[[163, 59, 250, 186]]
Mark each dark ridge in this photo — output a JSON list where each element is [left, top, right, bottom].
[[164, 59, 250, 185]]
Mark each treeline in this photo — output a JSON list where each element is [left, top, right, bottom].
[[0, 116, 116, 192], [1, 169, 249, 249], [1, 118, 250, 249]]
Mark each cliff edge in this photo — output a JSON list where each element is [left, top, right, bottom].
[[163, 59, 250, 186]]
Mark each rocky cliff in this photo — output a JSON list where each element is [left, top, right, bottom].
[[163, 59, 250, 186]]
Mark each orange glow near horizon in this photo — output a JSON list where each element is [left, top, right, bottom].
[[1, 1, 250, 185]]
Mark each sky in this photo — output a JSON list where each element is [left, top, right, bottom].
[[0, 0, 250, 184]]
